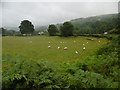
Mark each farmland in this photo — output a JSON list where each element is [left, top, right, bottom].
[[2, 36, 108, 63], [2, 35, 119, 89]]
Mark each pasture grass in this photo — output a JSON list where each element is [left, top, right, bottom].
[[2, 36, 119, 89], [2, 36, 108, 64]]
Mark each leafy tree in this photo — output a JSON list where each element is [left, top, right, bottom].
[[60, 22, 74, 37], [48, 24, 58, 36], [1, 28, 7, 36], [19, 20, 34, 35]]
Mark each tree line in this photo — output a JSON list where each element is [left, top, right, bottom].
[[1, 20, 74, 37], [48, 13, 119, 36], [48, 22, 74, 37], [1, 13, 119, 36]]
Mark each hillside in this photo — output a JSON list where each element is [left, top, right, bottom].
[[71, 13, 118, 34], [56, 13, 118, 34], [71, 14, 117, 23]]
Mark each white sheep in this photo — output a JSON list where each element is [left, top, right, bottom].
[[29, 41, 32, 43], [86, 42, 88, 44], [48, 41, 51, 44], [60, 41, 62, 43], [75, 51, 78, 54], [57, 46, 60, 49], [83, 44, 85, 46], [64, 47, 68, 50], [48, 45, 51, 48], [83, 47, 86, 50]]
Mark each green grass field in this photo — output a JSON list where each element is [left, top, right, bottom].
[[2, 36, 119, 88], [2, 36, 108, 64]]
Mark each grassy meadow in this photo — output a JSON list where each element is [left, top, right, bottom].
[[2, 36, 108, 63], [2, 35, 119, 88]]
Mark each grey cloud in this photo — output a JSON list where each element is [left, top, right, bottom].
[[2, 2, 118, 28]]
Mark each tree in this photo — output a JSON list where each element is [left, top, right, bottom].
[[60, 22, 74, 37], [1, 28, 7, 36], [19, 20, 34, 35], [48, 24, 58, 36]]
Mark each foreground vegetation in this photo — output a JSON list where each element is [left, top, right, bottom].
[[2, 35, 119, 89]]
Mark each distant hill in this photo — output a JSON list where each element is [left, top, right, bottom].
[[2, 27, 19, 31], [71, 14, 117, 23], [35, 26, 48, 32], [70, 13, 118, 34], [55, 13, 118, 34]]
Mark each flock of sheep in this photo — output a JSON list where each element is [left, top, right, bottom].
[[28, 38, 101, 55], [47, 40, 90, 55]]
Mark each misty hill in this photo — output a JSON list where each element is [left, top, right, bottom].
[[69, 13, 118, 34], [32, 13, 118, 33], [35, 26, 48, 32], [55, 13, 118, 34], [71, 14, 117, 24]]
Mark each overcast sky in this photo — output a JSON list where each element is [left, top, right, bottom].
[[1, 1, 119, 29]]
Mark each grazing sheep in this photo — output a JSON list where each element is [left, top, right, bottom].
[[83, 44, 85, 46], [75, 51, 78, 54], [104, 32, 108, 34], [57, 46, 60, 49], [91, 39, 94, 41], [29, 41, 32, 43], [60, 41, 62, 43], [83, 47, 86, 50], [64, 47, 68, 50], [86, 42, 88, 44], [48, 45, 51, 48], [48, 42, 51, 44]]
